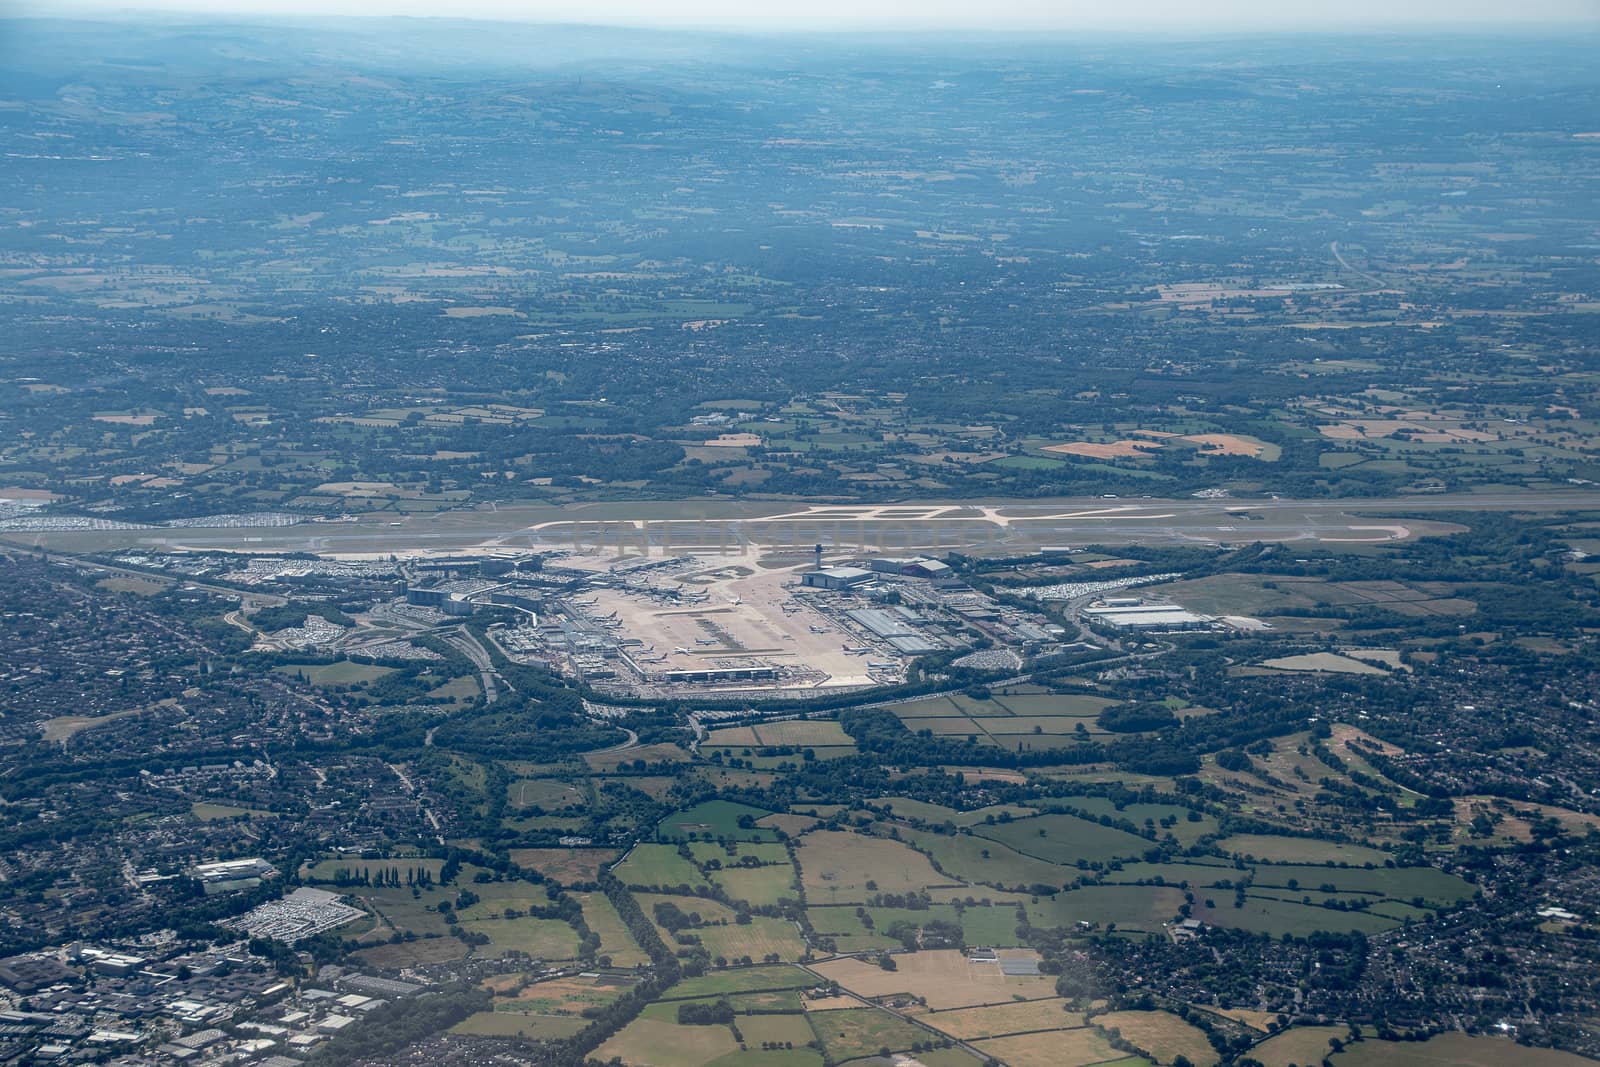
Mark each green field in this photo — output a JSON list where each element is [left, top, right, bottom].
[[1194, 896, 1400, 937], [1216, 834, 1394, 866], [808, 1006, 932, 1062], [272, 660, 396, 687], [461, 916, 583, 959], [971, 813, 1154, 866], [302, 855, 443, 885], [662, 965, 815, 999], [1245, 863, 1474, 907], [693, 916, 809, 963], [711, 864, 802, 907], [1043, 798, 1219, 845], [573, 891, 650, 968], [450, 1011, 588, 1039], [659, 800, 779, 842], [897, 826, 1069, 891], [690, 841, 792, 866], [615, 845, 714, 890], [507, 778, 588, 811], [1330, 1032, 1597, 1067], [1028, 885, 1187, 932]]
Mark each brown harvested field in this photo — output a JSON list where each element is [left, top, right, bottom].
[[972, 1027, 1121, 1067], [93, 413, 159, 425], [693, 916, 808, 962], [705, 725, 761, 747], [1184, 433, 1266, 457], [508, 848, 618, 883], [1093, 1010, 1219, 1067], [796, 830, 955, 904], [481, 972, 631, 1016], [40, 706, 149, 743], [1260, 652, 1389, 675], [1044, 440, 1161, 459], [810, 950, 1059, 1010], [759, 812, 820, 836], [752, 720, 854, 747], [444, 305, 520, 317], [801, 993, 860, 1011], [924, 997, 1081, 1039], [1209, 1007, 1282, 1032], [595, 1016, 738, 1067]]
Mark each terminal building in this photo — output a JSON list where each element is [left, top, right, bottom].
[[656, 665, 780, 684], [405, 587, 479, 616], [801, 566, 874, 591]]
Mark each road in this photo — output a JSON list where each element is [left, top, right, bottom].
[[1330, 240, 1390, 291], [38, 552, 288, 607], [387, 760, 444, 842], [444, 625, 508, 705]]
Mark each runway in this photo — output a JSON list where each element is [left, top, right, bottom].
[[4, 491, 1592, 559]]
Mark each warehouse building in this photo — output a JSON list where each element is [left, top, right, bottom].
[[192, 858, 279, 895], [1083, 602, 1211, 630], [801, 566, 874, 590], [870, 556, 953, 578]]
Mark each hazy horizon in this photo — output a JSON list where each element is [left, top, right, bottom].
[[18, 0, 1600, 33]]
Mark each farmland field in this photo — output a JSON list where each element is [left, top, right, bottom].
[[972, 1027, 1124, 1067], [615, 845, 713, 890], [663, 965, 814, 998], [1330, 1032, 1597, 1066], [572, 891, 649, 968], [970, 813, 1154, 866], [450, 1011, 588, 1039], [796, 830, 955, 903], [1093, 1010, 1219, 1067], [924, 997, 1081, 1039], [710, 863, 801, 906], [508, 848, 618, 884], [1215, 834, 1393, 866], [896, 826, 1071, 890], [692, 916, 808, 963], [806, 1006, 932, 1062], [659, 800, 779, 842], [811, 950, 1058, 1010], [1028, 885, 1187, 932]]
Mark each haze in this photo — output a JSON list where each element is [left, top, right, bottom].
[[33, 0, 1600, 31]]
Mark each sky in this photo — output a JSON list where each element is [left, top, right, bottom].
[[33, 0, 1600, 31]]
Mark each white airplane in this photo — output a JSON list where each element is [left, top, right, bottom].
[[730, 596, 742, 605], [674, 646, 692, 655]]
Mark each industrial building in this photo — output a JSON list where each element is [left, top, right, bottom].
[[1083, 601, 1211, 630], [192, 857, 279, 895], [845, 607, 944, 654], [801, 566, 874, 590], [870, 557, 953, 578]]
